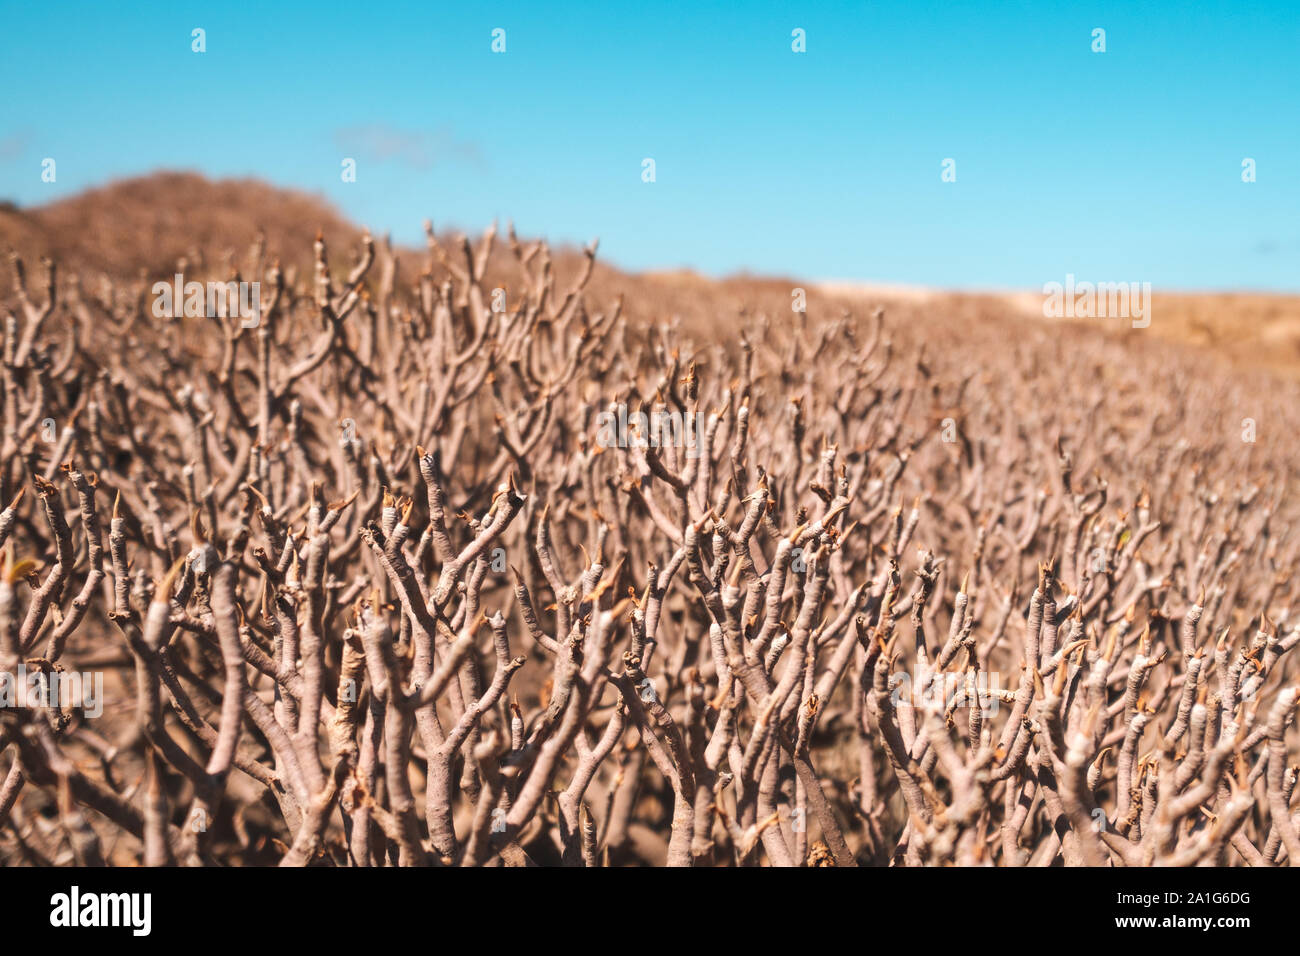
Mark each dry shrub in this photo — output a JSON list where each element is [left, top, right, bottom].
[[1, 216, 1299, 867]]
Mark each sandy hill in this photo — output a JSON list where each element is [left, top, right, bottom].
[[4, 172, 1299, 375]]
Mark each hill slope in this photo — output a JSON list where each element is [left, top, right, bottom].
[[5, 172, 1300, 375]]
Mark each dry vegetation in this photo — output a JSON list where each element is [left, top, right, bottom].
[[2, 177, 1300, 867]]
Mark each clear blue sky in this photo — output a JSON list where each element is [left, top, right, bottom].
[[2, 1, 1297, 290]]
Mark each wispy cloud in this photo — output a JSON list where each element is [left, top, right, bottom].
[[0, 130, 33, 163], [332, 123, 485, 172], [1252, 238, 1300, 256]]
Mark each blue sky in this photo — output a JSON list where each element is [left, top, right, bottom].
[[2, 1, 1297, 290]]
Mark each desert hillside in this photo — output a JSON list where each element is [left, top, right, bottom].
[[7, 174, 1298, 374]]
